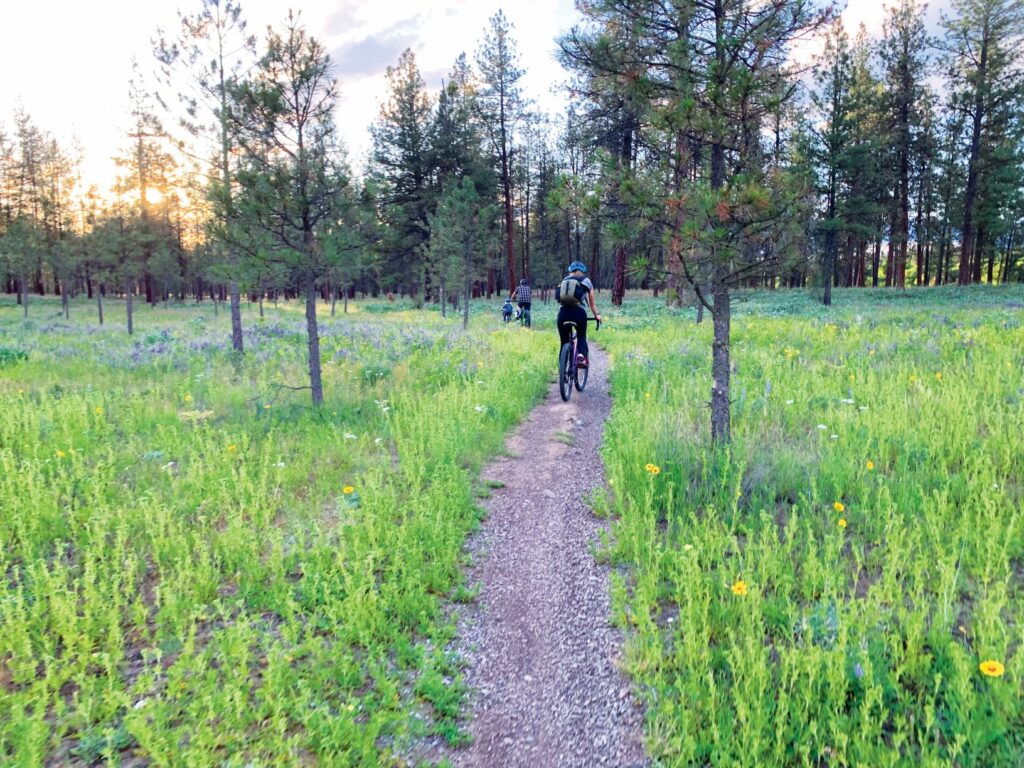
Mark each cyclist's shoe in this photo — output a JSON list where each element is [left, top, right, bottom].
[[577, 354, 588, 368]]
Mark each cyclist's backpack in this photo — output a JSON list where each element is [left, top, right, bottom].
[[556, 276, 588, 307]]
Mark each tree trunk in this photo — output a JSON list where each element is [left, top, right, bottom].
[[872, 236, 881, 287], [304, 279, 324, 406], [612, 245, 627, 306], [20, 273, 29, 318], [229, 280, 244, 353], [330, 284, 337, 317], [61, 279, 69, 319], [463, 245, 472, 330], [959, 35, 989, 285], [973, 223, 986, 284], [126, 281, 134, 335], [97, 286, 104, 325], [710, 275, 730, 443]]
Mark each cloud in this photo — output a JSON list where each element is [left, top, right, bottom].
[[330, 19, 423, 78]]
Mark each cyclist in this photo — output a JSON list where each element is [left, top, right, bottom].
[[555, 261, 602, 368], [501, 297, 514, 322], [510, 278, 532, 322]]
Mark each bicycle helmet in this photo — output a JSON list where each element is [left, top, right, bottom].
[[567, 261, 587, 274], [519, 278, 528, 285]]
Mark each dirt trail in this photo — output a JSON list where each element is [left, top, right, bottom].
[[447, 344, 647, 768]]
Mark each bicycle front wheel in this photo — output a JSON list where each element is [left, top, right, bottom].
[[558, 343, 573, 402]]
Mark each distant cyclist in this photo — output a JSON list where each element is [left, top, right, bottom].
[[555, 261, 601, 367], [511, 278, 532, 315]]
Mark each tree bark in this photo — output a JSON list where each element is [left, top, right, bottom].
[[710, 274, 731, 443], [229, 280, 244, 353], [20, 273, 28, 318], [304, 278, 324, 406], [126, 281, 134, 335]]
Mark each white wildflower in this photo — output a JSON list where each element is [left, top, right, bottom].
[[816, 424, 828, 430]]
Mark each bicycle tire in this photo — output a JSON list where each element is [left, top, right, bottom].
[[574, 360, 589, 392], [558, 343, 573, 402]]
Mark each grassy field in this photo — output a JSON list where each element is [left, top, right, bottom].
[[1, 286, 1021, 766], [600, 286, 1024, 766], [0, 296, 554, 766]]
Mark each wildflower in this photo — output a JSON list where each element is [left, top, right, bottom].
[[263, 404, 271, 410], [816, 424, 828, 430], [858, 406, 869, 411], [344, 433, 357, 440], [683, 543, 694, 551], [838, 518, 847, 529], [866, 460, 874, 471], [831, 434, 839, 440], [56, 450, 66, 458], [979, 660, 1005, 678], [645, 463, 655, 471], [94, 407, 104, 415], [935, 372, 942, 381], [834, 501, 845, 513], [474, 405, 485, 413], [227, 444, 237, 453], [651, 466, 660, 475], [731, 580, 748, 596], [343, 485, 355, 494], [785, 399, 794, 405], [853, 663, 864, 679], [840, 398, 855, 404], [644, 392, 651, 398], [183, 394, 193, 403], [909, 374, 918, 384]]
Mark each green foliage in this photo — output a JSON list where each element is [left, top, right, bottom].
[[0, 346, 27, 365], [601, 286, 1024, 765], [0, 296, 552, 764]]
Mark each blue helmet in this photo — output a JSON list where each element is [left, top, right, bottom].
[[567, 261, 587, 274]]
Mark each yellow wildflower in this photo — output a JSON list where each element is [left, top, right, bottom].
[[909, 374, 917, 384], [183, 393, 193, 403], [979, 660, 1005, 677], [645, 463, 654, 471], [838, 518, 847, 529], [263, 404, 271, 409], [343, 485, 355, 494], [731, 580, 748, 596], [833, 501, 845, 513], [56, 450, 66, 458], [935, 372, 942, 381], [95, 407, 103, 415], [866, 460, 874, 471], [227, 444, 237, 453], [649, 465, 661, 475]]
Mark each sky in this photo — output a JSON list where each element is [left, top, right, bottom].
[[0, 0, 947, 193]]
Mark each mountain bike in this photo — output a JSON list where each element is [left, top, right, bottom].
[[558, 317, 600, 402], [516, 305, 531, 328]]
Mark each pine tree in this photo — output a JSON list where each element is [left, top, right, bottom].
[[475, 11, 525, 291], [228, 12, 350, 406], [155, 0, 256, 351], [370, 48, 433, 297], [940, 0, 1024, 284]]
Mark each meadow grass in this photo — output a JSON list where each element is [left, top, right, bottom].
[[0, 296, 554, 766], [600, 285, 1024, 766]]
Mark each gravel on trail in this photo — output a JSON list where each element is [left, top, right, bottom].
[[445, 344, 647, 768]]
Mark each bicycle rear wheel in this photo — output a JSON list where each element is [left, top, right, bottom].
[[558, 343, 573, 401], [574, 360, 589, 392]]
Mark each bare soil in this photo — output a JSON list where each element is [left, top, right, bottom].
[[444, 344, 647, 767]]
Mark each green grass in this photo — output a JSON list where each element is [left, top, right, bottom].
[[601, 285, 1024, 766], [3, 286, 1021, 766], [0, 296, 552, 766]]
